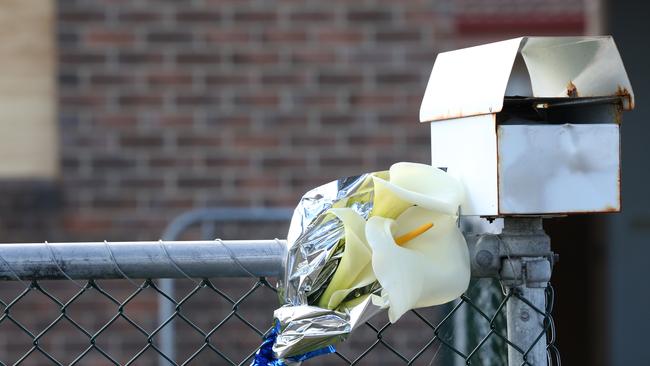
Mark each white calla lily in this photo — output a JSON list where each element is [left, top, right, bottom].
[[315, 162, 469, 323], [371, 162, 464, 218], [317, 208, 377, 310], [366, 206, 470, 323]]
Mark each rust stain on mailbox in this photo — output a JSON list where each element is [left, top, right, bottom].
[[566, 81, 578, 97], [616, 85, 634, 110]]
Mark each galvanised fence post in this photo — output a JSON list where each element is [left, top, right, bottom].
[[498, 218, 555, 365]]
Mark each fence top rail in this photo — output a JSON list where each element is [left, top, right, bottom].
[[0, 240, 287, 281], [0, 231, 506, 281]]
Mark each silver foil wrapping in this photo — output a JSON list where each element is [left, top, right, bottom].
[[273, 173, 388, 359]]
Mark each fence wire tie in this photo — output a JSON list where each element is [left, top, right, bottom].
[[495, 234, 523, 296], [103, 240, 140, 288], [44, 241, 84, 288], [158, 239, 199, 285], [213, 238, 258, 280]]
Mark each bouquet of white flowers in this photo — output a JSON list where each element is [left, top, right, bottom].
[[252, 162, 470, 365]]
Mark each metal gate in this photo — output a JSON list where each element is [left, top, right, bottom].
[[0, 209, 559, 365]]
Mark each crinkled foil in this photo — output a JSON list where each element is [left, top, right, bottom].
[[273, 173, 388, 359]]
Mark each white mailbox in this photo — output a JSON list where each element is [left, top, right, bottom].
[[421, 36, 634, 216]]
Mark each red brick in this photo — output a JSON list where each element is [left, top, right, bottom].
[[118, 94, 164, 107], [160, 114, 194, 127], [175, 93, 220, 106], [232, 50, 279, 65], [263, 114, 309, 128], [63, 215, 112, 233], [260, 157, 306, 168], [320, 113, 356, 125], [92, 156, 136, 170], [118, 10, 163, 23], [92, 196, 138, 209], [95, 114, 138, 128], [205, 115, 253, 130], [204, 156, 250, 168], [175, 10, 221, 22], [59, 9, 105, 23], [290, 135, 336, 147], [177, 176, 223, 189], [318, 70, 363, 86], [147, 30, 192, 43], [90, 72, 134, 86], [176, 52, 221, 65], [120, 134, 164, 148], [119, 178, 165, 189], [375, 71, 422, 85], [232, 135, 280, 148], [146, 71, 193, 87], [234, 175, 281, 189], [205, 29, 251, 43], [60, 93, 106, 108], [260, 194, 301, 207], [290, 49, 337, 64], [347, 9, 392, 23], [261, 29, 307, 43], [144, 197, 195, 210], [60, 51, 106, 65], [233, 10, 277, 23], [118, 51, 164, 65], [289, 10, 335, 23], [260, 72, 306, 86], [405, 133, 431, 146], [375, 29, 422, 43], [316, 29, 364, 44], [205, 72, 251, 86], [234, 92, 280, 107], [176, 135, 221, 147], [348, 134, 395, 146], [349, 92, 399, 108], [348, 49, 393, 64], [290, 92, 338, 108], [319, 156, 364, 168], [85, 29, 135, 46], [149, 156, 198, 168], [456, 13, 585, 36], [378, 112, 417, 125]]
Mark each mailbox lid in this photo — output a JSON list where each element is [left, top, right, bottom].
[[420, 36, 634, 123]]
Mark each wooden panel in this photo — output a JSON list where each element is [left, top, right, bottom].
[[0, 0, 57, 179]]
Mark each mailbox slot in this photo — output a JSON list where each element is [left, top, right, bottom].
[[498, 96, 624, 125]]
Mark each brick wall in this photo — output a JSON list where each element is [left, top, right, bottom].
[[0, 0, 590, 364], [51, 0, 588, 242]]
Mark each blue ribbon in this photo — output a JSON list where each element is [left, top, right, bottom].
[[251, 322, 335, 366]]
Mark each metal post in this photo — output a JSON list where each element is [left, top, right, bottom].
[[499, 218, 554, 366]]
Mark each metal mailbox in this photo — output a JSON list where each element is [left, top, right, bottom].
[[420, 36, 634, 216]]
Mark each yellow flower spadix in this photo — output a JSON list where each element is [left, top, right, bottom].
[[394, 222, 433, 246]]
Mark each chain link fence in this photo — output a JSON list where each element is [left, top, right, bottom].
[[0, 210, 559, 365]]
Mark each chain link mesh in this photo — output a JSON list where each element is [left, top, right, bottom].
[[0, 276, 558, 365]]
